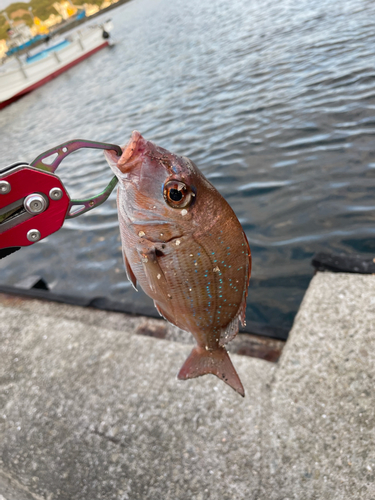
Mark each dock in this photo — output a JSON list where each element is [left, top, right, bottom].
[[0, 271, 374, 499]]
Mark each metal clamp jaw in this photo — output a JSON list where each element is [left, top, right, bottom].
[[30, 139, 121, 218], [0, 140, 121, 255]]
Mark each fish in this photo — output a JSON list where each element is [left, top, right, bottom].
[[104, 131, 251, 396]]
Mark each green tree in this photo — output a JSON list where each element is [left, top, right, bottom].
[[0, 13, 8, 41], [29, 0, 58, 21], [4, 0, 59, 22], [74, 0, 105, 6], [5, 2, 30, 15]]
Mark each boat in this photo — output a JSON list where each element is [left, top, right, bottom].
[[5, 9, 87, 58], [0, 21, 113, 110]]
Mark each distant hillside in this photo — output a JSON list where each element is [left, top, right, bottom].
[[0, 0, 104, 39]]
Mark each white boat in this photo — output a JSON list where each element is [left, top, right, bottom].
[[0, 21, 113, 110]]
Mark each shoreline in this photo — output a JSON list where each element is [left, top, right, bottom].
[[4, 0, 132, 58]]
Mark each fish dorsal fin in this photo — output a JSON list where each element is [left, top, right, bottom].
[[219, 294, 247, 346], [220, 314, 240, 346], [123, 251, 137, 290], [220, 232, 250, 346], [244, 232, 252, 312]]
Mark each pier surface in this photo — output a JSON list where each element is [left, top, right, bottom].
[[0, 272, 374, 499]]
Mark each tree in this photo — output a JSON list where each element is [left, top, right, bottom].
[[0, 14, 8, 41], [29, 0, 59, 21]]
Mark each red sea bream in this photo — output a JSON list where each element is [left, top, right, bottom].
[[105, 131, 251, 396]]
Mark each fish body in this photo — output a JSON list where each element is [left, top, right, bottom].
[[105, 131, 251, 396]]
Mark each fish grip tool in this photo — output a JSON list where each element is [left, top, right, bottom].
[[0, 139, 122, 259]]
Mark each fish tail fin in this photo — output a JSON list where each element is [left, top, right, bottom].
[[177, 345, 245, 397]]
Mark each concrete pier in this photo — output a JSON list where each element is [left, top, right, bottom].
[[0, 272, 374, 499]]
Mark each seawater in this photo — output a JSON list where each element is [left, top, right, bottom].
[[1, 0, 375, 332]]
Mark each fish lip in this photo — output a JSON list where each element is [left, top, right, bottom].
[[104, 130, 144, 177], [117, 130, 143, 170]]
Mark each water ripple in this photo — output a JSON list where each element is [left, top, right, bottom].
[[1, 0, 375, 331]]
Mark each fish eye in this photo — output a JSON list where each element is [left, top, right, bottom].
[[169, 188, 182, 202], [163, 180, 192, 208]]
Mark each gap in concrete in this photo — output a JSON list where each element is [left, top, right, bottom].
[[0, 292, 285, 363], [135, 318, 286, 363]]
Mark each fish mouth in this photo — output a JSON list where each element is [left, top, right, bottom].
[[104, 130, 145, 175]]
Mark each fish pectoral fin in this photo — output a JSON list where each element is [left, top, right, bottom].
[[123, 251, 137, 290], [154, 301, 179, 327], [136, 244, 180, 327], [177, 345, 245, 397], [136, 244, 169, 297]]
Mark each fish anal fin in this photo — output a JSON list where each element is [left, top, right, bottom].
[[123, 251, 137, 290], [177, 345, 245, 397]]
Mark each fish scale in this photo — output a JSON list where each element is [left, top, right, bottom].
[[105, 131, 251, 396]]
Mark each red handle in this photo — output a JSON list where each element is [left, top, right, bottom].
[[0, 165, 70, 249]]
